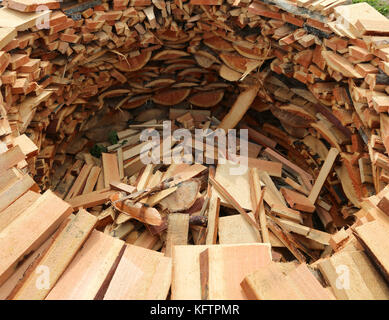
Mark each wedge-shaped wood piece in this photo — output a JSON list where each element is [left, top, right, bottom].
[[46, 230, 124, 300], [102, 153, 120, 188], [13, 134, 38, 159], [308, 148, 339, 204], [152, 88, 191, 106], [0, 146, 25, 174], [116, 51, 151, 72], [280, 188, 315, 213], [103, 245, 172, 300], [322, 51, 363, 78], [218, 84, 260, 131], [0, 174, 38, 215], [0, 190, 40, 232], [11, 210, 97, 300], [317, 250, 389, 299], [355, 220, 389, 282], [159, 179, 200, 212], [110, 192, 162, 226], [0, 190, 72, 286], [242, 263, 334, 300], [356, 19, 389, 36], [199, 244, 272, 299], [213, 161, 253, 211], [188, 90, 224, 107]]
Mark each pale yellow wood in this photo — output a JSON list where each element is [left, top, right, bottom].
[[0, 190, 72, 286], [165, 213, 189, 257], [12, 210, 97, 300], [45, 230, 124, 300], [104, 245, 172, 300]]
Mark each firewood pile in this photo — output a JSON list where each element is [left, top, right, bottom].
[[0, 0, 389, 300]]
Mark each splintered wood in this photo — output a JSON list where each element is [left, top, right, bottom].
[[0, 0, 389, 301]]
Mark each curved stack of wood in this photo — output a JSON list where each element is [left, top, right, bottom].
[[0, 0, 389, 300]]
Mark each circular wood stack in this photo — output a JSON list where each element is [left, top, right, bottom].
[[0, 0, 389, 300]]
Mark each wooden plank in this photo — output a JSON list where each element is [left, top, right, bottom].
[[165, 213, 189, 257], [205, 193, 220, 245], [0, 190, 72, 286], [247, 157, 282, 177], [110, 181, 136, 194], [280, 188, 316, 213], [242, 262, 334, 300], [103, 245, 172, 300], [218, 83, 260, 131], [317, 250, 389, 299], [263, 147, 313, 180], [308, 147, 339, 204], [0, 174, 38, 213], [11, 210, 97, 300], [214, 161, 253, 211], [13, 134, 38, 159], [270, 204, 303, 224], [68, 189, 115, 209], [199, 243, 272, 299], [102, 152, 120, 188], [65, 164, 93, 200], [0, 7, 50, 31], [82, 166, 101, 194], [259, 171, 287, 207], [0, 233, 54, 300], [171, 244, 212, 300], [218, 213, 261, 244], [209, 175, 258, 230], [0, 27, 16, 50], [45, 230, 124, 300], [355, 220, 389, 282], [0, 190, 40, 232], [0, 146, 25, 174]]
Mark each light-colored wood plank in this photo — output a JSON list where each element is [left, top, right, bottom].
[[11, 210, 97, 300], [199, 243, 272, 299], [102, 152, 120, 188], [0, 190, 72, 286], [45, 230, 124, 300], [165, 213, 189, 257], [0, 190, 40, 232], [103, 245, 172, 300], [308, 148, 339, 203]]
